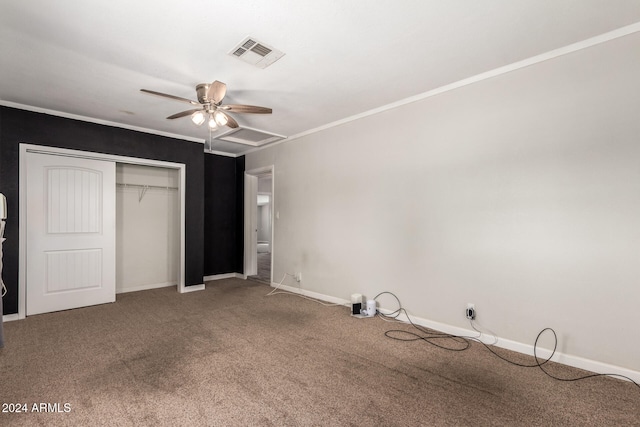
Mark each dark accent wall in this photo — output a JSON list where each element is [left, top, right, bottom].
[[0, 106, 208, 315], [203, 154, 245, 275], [235, 156, 245, 274]]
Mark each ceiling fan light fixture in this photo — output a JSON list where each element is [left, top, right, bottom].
[[208, 116, 218, 130], [191, 111, 205, 126], [141, 80, 271, 133], [213, 110, 228, 126]]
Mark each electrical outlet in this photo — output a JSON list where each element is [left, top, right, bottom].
[[466, 303, 476, 320], [295, 272, 302, 282]]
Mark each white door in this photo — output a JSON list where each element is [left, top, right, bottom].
[[26, 152, 116, 315]]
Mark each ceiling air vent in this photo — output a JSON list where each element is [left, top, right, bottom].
[[228, 36, 285, 69], [215, 127, 286, 147], [232, 47, 247, 57]]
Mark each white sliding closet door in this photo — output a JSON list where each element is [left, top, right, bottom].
[[26, 152, 116, 315]]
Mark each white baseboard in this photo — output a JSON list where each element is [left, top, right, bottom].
[[2, 313, 20, 322], [181, 283, 205, 293], [204, 273, 244, 282], [116, 281, 176, 294], [270, 282, 350, 307], [377, 308, 640, 383], [270, 282, 640, 384]]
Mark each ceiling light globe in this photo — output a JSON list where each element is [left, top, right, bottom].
[[208, 117, 218, 130], [191, 111, 205, 126], [213, 111, 228, 126]]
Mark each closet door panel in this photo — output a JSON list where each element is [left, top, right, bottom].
[[26, 152, 116, 315]]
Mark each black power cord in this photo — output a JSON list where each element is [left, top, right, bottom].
[[373, 292, 640, 390]]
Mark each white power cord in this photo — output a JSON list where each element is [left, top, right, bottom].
[[266, 273, 346, 307], [469, 318, 498, 346], [265, 272, 295, 296]]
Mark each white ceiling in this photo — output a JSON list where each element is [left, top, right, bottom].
[[2, 1, 640, 156]]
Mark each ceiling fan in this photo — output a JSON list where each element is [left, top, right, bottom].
[[140, 80, 272, 130]]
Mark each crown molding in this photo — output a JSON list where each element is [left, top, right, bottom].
[[242, 21, 640, 156]]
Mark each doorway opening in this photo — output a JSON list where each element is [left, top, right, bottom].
[[244, 167, 274, 285], [116, 164, 180, 294]]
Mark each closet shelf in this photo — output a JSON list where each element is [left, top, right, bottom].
[[116, 183, 178, 202], [116, 183, 178, 190]]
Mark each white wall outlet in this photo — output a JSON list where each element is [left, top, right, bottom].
[[466, 303, 476, 320], [295, 272, 302, 282]]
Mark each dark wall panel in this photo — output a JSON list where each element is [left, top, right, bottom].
[[235, 156, 245, 273], [0, 106, 205, 315], [204, 154, 237, 275], [203, 154, 245, 276]]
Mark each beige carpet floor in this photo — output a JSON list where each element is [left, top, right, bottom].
[[1, 278, 638, 426]]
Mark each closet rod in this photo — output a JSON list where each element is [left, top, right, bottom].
[[116, 183, 178, 191]]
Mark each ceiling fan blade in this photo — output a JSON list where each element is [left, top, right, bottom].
[[166, 108, 204, 119], [223, 104, 272, 114], [221, 111, 239, 128], [140, 89, 200, 105], [207, 81, 227, 104]]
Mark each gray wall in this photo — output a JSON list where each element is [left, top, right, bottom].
[[257, 176, 272, 244], [246, 32, 640, 374], [257, 203, 271, 243]]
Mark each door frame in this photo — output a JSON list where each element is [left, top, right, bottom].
[[244, 174, 258, 277], [244, 166, 274, 283], [18, 143, 188, 319]]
